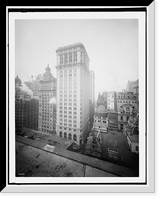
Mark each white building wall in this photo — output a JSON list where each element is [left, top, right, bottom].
[[127, 136, 139, 153], [56, 43, 90, 145]]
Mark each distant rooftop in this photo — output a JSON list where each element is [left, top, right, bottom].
[[96, 105, 107, 114]]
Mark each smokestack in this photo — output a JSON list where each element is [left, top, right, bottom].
[[16, 83, 33, 100]]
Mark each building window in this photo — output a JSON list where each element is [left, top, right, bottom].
[[74, 52, 77, 62], [121, 116, 123, 121], [64, 132, 67, 139], [73, 134, 77, 141], [60, 55, 63, 65], [65, 54, 68, 64], [136, 146, 139, 151], [126, 107, 130, 114], [68, 133, 72, 140], [59, 131, 62, 137], [69, 53, 72, 63]]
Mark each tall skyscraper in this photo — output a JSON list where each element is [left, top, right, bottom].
[[56, 43, 90, 145], [89, 70, 95, 129], [38, 65, 57, 134]]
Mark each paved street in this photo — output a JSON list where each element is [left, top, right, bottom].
[[101, 130, 139, 170]]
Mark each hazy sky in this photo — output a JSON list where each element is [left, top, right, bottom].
[[15, 19, 138, 99]]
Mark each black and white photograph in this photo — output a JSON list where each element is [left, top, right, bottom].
[[4, 4, 155, 193]]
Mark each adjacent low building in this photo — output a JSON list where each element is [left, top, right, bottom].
[[127, 134, 139, 154], [107, 109, 118, 130], [85, 130, 102, 158]]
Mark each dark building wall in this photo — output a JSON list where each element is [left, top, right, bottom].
[[15, 99, 39, 131]]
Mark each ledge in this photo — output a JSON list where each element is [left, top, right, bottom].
[[16, 135, 138, 177]]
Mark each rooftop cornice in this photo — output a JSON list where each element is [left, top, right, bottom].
[[56, 42, 90, 62]]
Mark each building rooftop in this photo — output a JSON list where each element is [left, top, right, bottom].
[[107, 109, 118, 114], [96, 105, 107, 114], [16, 132, 138, 177], [128, 134, 139, 143], [56, 42, 90, 61], [17, 128, 73, 150], [56, 42, 84, 52], [95, 112, 107, 119]]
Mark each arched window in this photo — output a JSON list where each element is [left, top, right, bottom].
[[59, 131, 62, 137], [126, 107, 130, 114], [64, 132, 67, 139], [68, 133, 72, 140], [73, 134, 77, 141]]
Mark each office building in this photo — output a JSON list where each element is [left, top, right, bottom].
[[117, 91, 138, 130], [107, 91, 117, 111], [89, 70, 95, 129], [38, 65, 57, 134], [89, 70, 95, 104], [15, 76, 39, 131], [55, 43, 90, 145], [126, 79, 139, 99], [15, 98, 39, 131]]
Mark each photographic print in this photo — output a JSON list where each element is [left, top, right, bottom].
[[15, 18, 139, 178], [4, 4, 155, 193]]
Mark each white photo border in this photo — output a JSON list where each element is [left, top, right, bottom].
[[4, 4, 155, 193]]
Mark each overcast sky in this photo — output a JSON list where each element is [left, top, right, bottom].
[[15, 19, 138, 99]]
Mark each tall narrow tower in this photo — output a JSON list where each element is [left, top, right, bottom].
[[38, 65, 57, 134], [56, 43, 90, 145]]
